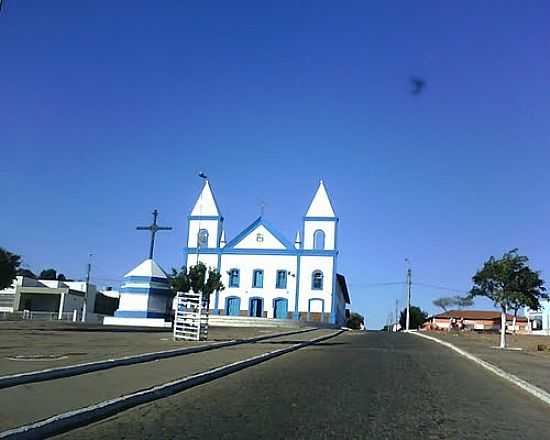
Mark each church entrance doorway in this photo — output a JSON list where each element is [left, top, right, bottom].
[[273, 298, 288, 319], [226, 297, 241, 316], [249, 298, 263, 317]]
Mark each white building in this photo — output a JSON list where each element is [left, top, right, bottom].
[[0, 276, 97, 320], [184, 180, 351, 325], [525, 301, 550, 334]]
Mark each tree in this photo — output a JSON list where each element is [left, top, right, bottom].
[[455, 295, 474, 308], [39, 269, 57, 280], [433, 297, 453, 312], [469, 249, 546, 348], [399, 306, 428, 330], [0, 247, 21, 290], [57, 273, 67, 282], [16, 268, 36, 279], [346, 312, 364, 330], [433, 295, 473, 312], [170, 263, 225, 308]]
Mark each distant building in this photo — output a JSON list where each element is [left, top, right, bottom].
[[423, 310, 528, 333], [0, 276, 98, 320], [184, 179, 351, 325], [525, 300, 550, 334], [94, 287, 120, 316]]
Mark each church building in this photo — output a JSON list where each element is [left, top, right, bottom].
[[183, 180, 350, 325]]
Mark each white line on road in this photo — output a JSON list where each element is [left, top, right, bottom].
[[411, 331, 550, 407], [0, 328, 316, 389], [0, 330, 343, 440]]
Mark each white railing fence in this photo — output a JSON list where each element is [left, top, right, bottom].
[[0, 310, 83, 321], [173, 291, 209, 341]]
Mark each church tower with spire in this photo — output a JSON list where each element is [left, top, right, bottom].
[[297, 180, 340, 323], [186, 180, 224, 270], [302, 180, 338, 251]]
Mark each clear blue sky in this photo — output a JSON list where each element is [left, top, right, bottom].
[[2, 1, 549, 329]]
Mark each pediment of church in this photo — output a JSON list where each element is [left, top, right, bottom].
[[224, 218, 294, 250]]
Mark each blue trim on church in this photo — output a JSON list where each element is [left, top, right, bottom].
[[123, 276, 169, 284], [188, 215, 223, 221], [119, 287, 172, 295], [303, 216, 339, 222], [114, 311, 168, 319], [185, 247, 338, 257], [293, 253, 301, 320]]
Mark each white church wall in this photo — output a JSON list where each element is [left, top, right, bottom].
[[303, 221, 336, 250], [218, 254, 297, 317], [298, 256, 334, 314]]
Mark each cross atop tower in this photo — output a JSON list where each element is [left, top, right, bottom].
[[136, 209, 172, 259]]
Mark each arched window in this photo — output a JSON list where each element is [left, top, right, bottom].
[[313, 230, 325, 250], [198, 229, 209, 247], [312, 270, 323, 290]]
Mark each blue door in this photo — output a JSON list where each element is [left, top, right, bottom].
[[274, 299, 288, 319], [226, 297, 240, 316], [249, 298, 263, 317]]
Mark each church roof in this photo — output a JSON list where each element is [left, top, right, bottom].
[[305, 180, 336, 218], [190, 180, 221, 217], [124, 259, 168, 279], [224, 217, 295, 250]]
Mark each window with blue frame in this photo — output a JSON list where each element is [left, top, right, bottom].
[[228, 269, 240, 288], [312, 270, 323, 290], [276, 270, 287, 289], [313, 230, 325, 250], [252, 269, 264, 288]]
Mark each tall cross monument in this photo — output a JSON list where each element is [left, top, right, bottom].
[[136, 209, 172, 259]]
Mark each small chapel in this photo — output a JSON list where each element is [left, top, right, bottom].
[[184, 180, 350, 325]]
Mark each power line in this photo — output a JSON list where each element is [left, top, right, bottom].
[[413, 282, 469, 294], [349, 282, 405, 288]]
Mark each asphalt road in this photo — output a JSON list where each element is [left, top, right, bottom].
[[0, 321, 274, 375], [0, 329, 333, 431], [55, 331, 550, 440]]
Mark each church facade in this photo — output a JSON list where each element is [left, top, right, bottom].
[[183, 180, 350, 325]]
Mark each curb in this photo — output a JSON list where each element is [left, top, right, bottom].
[[0, 327, 317, 389], [411, 332, 550, 407], [0, 330, 344, 439]]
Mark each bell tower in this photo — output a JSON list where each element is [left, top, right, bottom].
[[302, 180, 337, 250], [187, 180, 223, 253]]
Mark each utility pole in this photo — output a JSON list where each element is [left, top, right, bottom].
[[82, 254, 92, 322], [395, 299, 399, 332], [405, 258, 412, 331]]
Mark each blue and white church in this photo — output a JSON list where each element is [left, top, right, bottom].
[[184, 180, 350, 325]]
